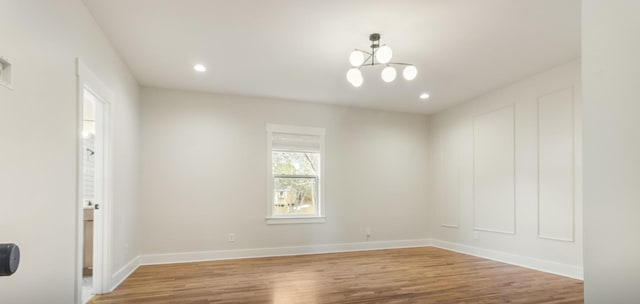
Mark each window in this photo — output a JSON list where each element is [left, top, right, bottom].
[[266, 124, 325, 224]]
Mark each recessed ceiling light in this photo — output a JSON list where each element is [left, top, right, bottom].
[[193, 64, 207, 72], [420, 93, 430, 100]]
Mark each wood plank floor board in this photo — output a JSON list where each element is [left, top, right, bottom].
[[91, 247, 583, 304]]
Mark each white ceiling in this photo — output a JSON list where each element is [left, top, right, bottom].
[[83, 0, 580, 114]]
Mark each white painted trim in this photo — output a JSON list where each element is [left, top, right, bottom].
[[76, 60, 115, 102], [536, 86, 576, 243], [431, 239, 583, 280], [140, 239, 432, 266], [266, 123, 326, 221], [75, 65, 85, 304], [107, 239, 582, 292], [472, 104, 517, 235], [266, 217, 326, 225], [266, 129, 273, 219], [438, 128, 461, 228], [537, 235, 575, 242], [92, 90, 113, 295], [266, 123, 326, 136], [110, 256, 141, 292], [473, 227, 517, 235], [75, 59, 114, 303], [441, 224, 459, 228], [81, 290, 93, 304]]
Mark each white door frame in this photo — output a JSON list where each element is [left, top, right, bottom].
[[75, 59, 113, 303]]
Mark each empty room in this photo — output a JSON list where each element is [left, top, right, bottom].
[[1, 0, 639, 303]]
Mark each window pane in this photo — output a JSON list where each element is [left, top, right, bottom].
[[272, 151, 319, 175], [273, 177, 317, 216]]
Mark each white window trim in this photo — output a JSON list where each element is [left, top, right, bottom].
[[266, 216, 327, 225], [266, 123, 326, 225]]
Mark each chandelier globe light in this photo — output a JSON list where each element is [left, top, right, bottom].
[[347, 33, 417, 87], [375, 45, 393, 64], [402, 65, 418, 81], [346, 68, 363, 87], [349, 50, 365, 67], [381, 66, 397, 82]]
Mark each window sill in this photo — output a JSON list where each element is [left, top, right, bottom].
[[266, 217, 326, 225]]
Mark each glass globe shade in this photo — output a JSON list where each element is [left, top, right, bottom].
[[381, 66, 397, 82], [346, 68, 363, 87], [350, 76, 363, 87], [375, 45, 393, 64], [403, 65, 418, 81], [349, 50, 365, 67]]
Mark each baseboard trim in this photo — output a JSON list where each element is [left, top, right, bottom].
[[430, 239, 583, 280], [110, 255, 141, 292], [109, 238, 582, 293], [140, 238, 433, 266]]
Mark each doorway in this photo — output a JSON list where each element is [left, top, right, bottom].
[[76, 60, 112, 304]]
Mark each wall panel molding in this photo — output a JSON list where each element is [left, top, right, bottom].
[[438, 128, 461, 228], [472, 105, 516, 235], [428, 60, 581, 284], [537, 87, 575, 242]]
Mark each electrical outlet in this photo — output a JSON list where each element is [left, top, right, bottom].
[[365, 227, 371, 238], [473, 231, 479, 240], [228, 233, 235, 243]]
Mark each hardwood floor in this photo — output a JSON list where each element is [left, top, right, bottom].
[[91, 247, 583, 304]]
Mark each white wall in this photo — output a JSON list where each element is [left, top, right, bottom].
[[428, 60, 583, 276], [139, 88, 430, 255], [0, 0, 140, 302], [0, 2, 591, 302], [583, 1, 640, 302]]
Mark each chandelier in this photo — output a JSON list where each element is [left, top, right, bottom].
[[346, 33, 417, 87]]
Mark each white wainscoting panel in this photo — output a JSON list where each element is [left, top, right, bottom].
[[538, 88, 575, 241], [473, 106, 516, 234], [439, 128, 460, 228]]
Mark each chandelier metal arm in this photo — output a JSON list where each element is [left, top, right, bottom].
[[353, 48, 412, 68], [357, 62, 414, 68], [354, 48, 373, 56], [386, 62, 413, 66]]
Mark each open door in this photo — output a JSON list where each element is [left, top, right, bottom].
[[76, 60, 112, 304]]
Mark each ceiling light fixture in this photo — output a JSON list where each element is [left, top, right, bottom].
[[346, 68, 363, 87], [193, 64, 207, 72], [420, 93, 430, 100], [347, 33, 417, 87]]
